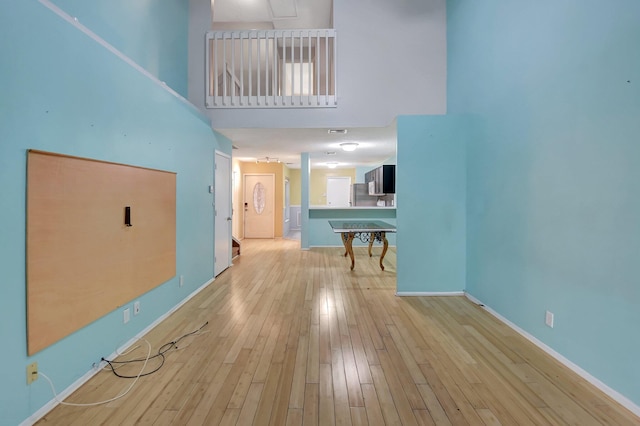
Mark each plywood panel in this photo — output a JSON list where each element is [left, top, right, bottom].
[[27, 150, 176, 355]]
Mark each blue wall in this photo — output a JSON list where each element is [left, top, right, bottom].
[[396, 115, 466, 293], [51, 0, 188, 97], [0, 2, 225, 424], [448, 0, 640, 406]]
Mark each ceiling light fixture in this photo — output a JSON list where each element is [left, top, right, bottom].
[[328, 129, 348, 134], [327, 162, 338, 169], [256, 157, 280, 164], [340, 142, 359, 152]]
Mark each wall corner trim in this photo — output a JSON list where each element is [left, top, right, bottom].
[[20, 277, 216, 426], [463, 292, 640, 418], [37, 0, 210, 126]]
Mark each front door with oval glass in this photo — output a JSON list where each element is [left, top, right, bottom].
[[243, 173, 275, 238]]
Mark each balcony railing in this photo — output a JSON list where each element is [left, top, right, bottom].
[[206, 29, 337, 109]]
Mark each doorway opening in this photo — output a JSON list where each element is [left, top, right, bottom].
[[214, 151, 232, 276]]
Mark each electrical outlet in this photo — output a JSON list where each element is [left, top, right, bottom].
[[134, 301, 140, 316], [179, 275, 184, 287], [27, 362, 38, 385], [545, 310, 554, 328], [123, 307, 130, 324]]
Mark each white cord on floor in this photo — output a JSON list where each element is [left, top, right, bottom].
[[39, 339, 152, 407]]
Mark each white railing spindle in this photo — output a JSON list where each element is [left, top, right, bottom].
[[248, 31, 252, 106], [325, 30, 329, 106], [257, 32, 261, 106], [211, 34, 217, 106], [273, 32, 278, 106], [265, 34, 268, 102], [316, 31, 320, 105], [240, 33, 244, 105], [222, 34, 227, 106], [333, 29, 337, 105], [290, 32, 294, 106], [308, 32, 312, 105]]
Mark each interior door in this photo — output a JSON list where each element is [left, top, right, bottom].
[[326, 176, 351, 207], [244, 174, 275, 238], [214, 152, 232, 276]]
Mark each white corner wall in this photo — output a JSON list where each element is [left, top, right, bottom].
[[188, 0, 212, 114]]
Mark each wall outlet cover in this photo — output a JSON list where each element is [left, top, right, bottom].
[[27, 362, 38, 385]]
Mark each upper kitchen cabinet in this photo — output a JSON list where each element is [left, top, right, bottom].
[[365, 165, 396, 195]]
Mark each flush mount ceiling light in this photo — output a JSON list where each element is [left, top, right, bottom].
[[326, 162, 338, 169], [328, 129, 347, 134], [340, 142, 359, 152]]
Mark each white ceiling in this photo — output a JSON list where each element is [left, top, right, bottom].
[[216, 125, 397, 169], [211, 0, 397, 170], [212, 0, 332, 29]]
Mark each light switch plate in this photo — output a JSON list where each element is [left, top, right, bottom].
[[545, 310, 554, 328]]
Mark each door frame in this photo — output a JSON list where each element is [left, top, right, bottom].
[[243, 173, 276, 239], [214, 150, 232, 276]]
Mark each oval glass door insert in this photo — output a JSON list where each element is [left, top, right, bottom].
[[253, 182, 266, 214]]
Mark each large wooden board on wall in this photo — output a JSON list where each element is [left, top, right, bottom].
[[26, 150, 176, 355]]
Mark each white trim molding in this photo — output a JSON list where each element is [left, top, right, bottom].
[[37, 0, 209, 125], [395, 291, 465, 297], [464, 292, 640, 418]]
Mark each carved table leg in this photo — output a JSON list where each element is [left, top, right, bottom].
[[379, 231, 388, 271], [368, 232, 374, 257], [345, 232, 355, 270], [341, 232, 349, 257]]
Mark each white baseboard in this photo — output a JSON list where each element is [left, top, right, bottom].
[[308, 245, 398, 249], [395, 291, 465, 297], [21, 277, 216, 426], [464, 292, 640, 418]]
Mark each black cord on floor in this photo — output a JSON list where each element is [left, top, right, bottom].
[[102, 321, 209, 379]]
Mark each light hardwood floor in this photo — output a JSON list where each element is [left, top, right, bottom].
[[38, 239, 639, 425]]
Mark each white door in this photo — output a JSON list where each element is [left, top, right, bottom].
[[244, 174, 275, 238], [326, 176, 351, 207], [214, 152, 232, 276]]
